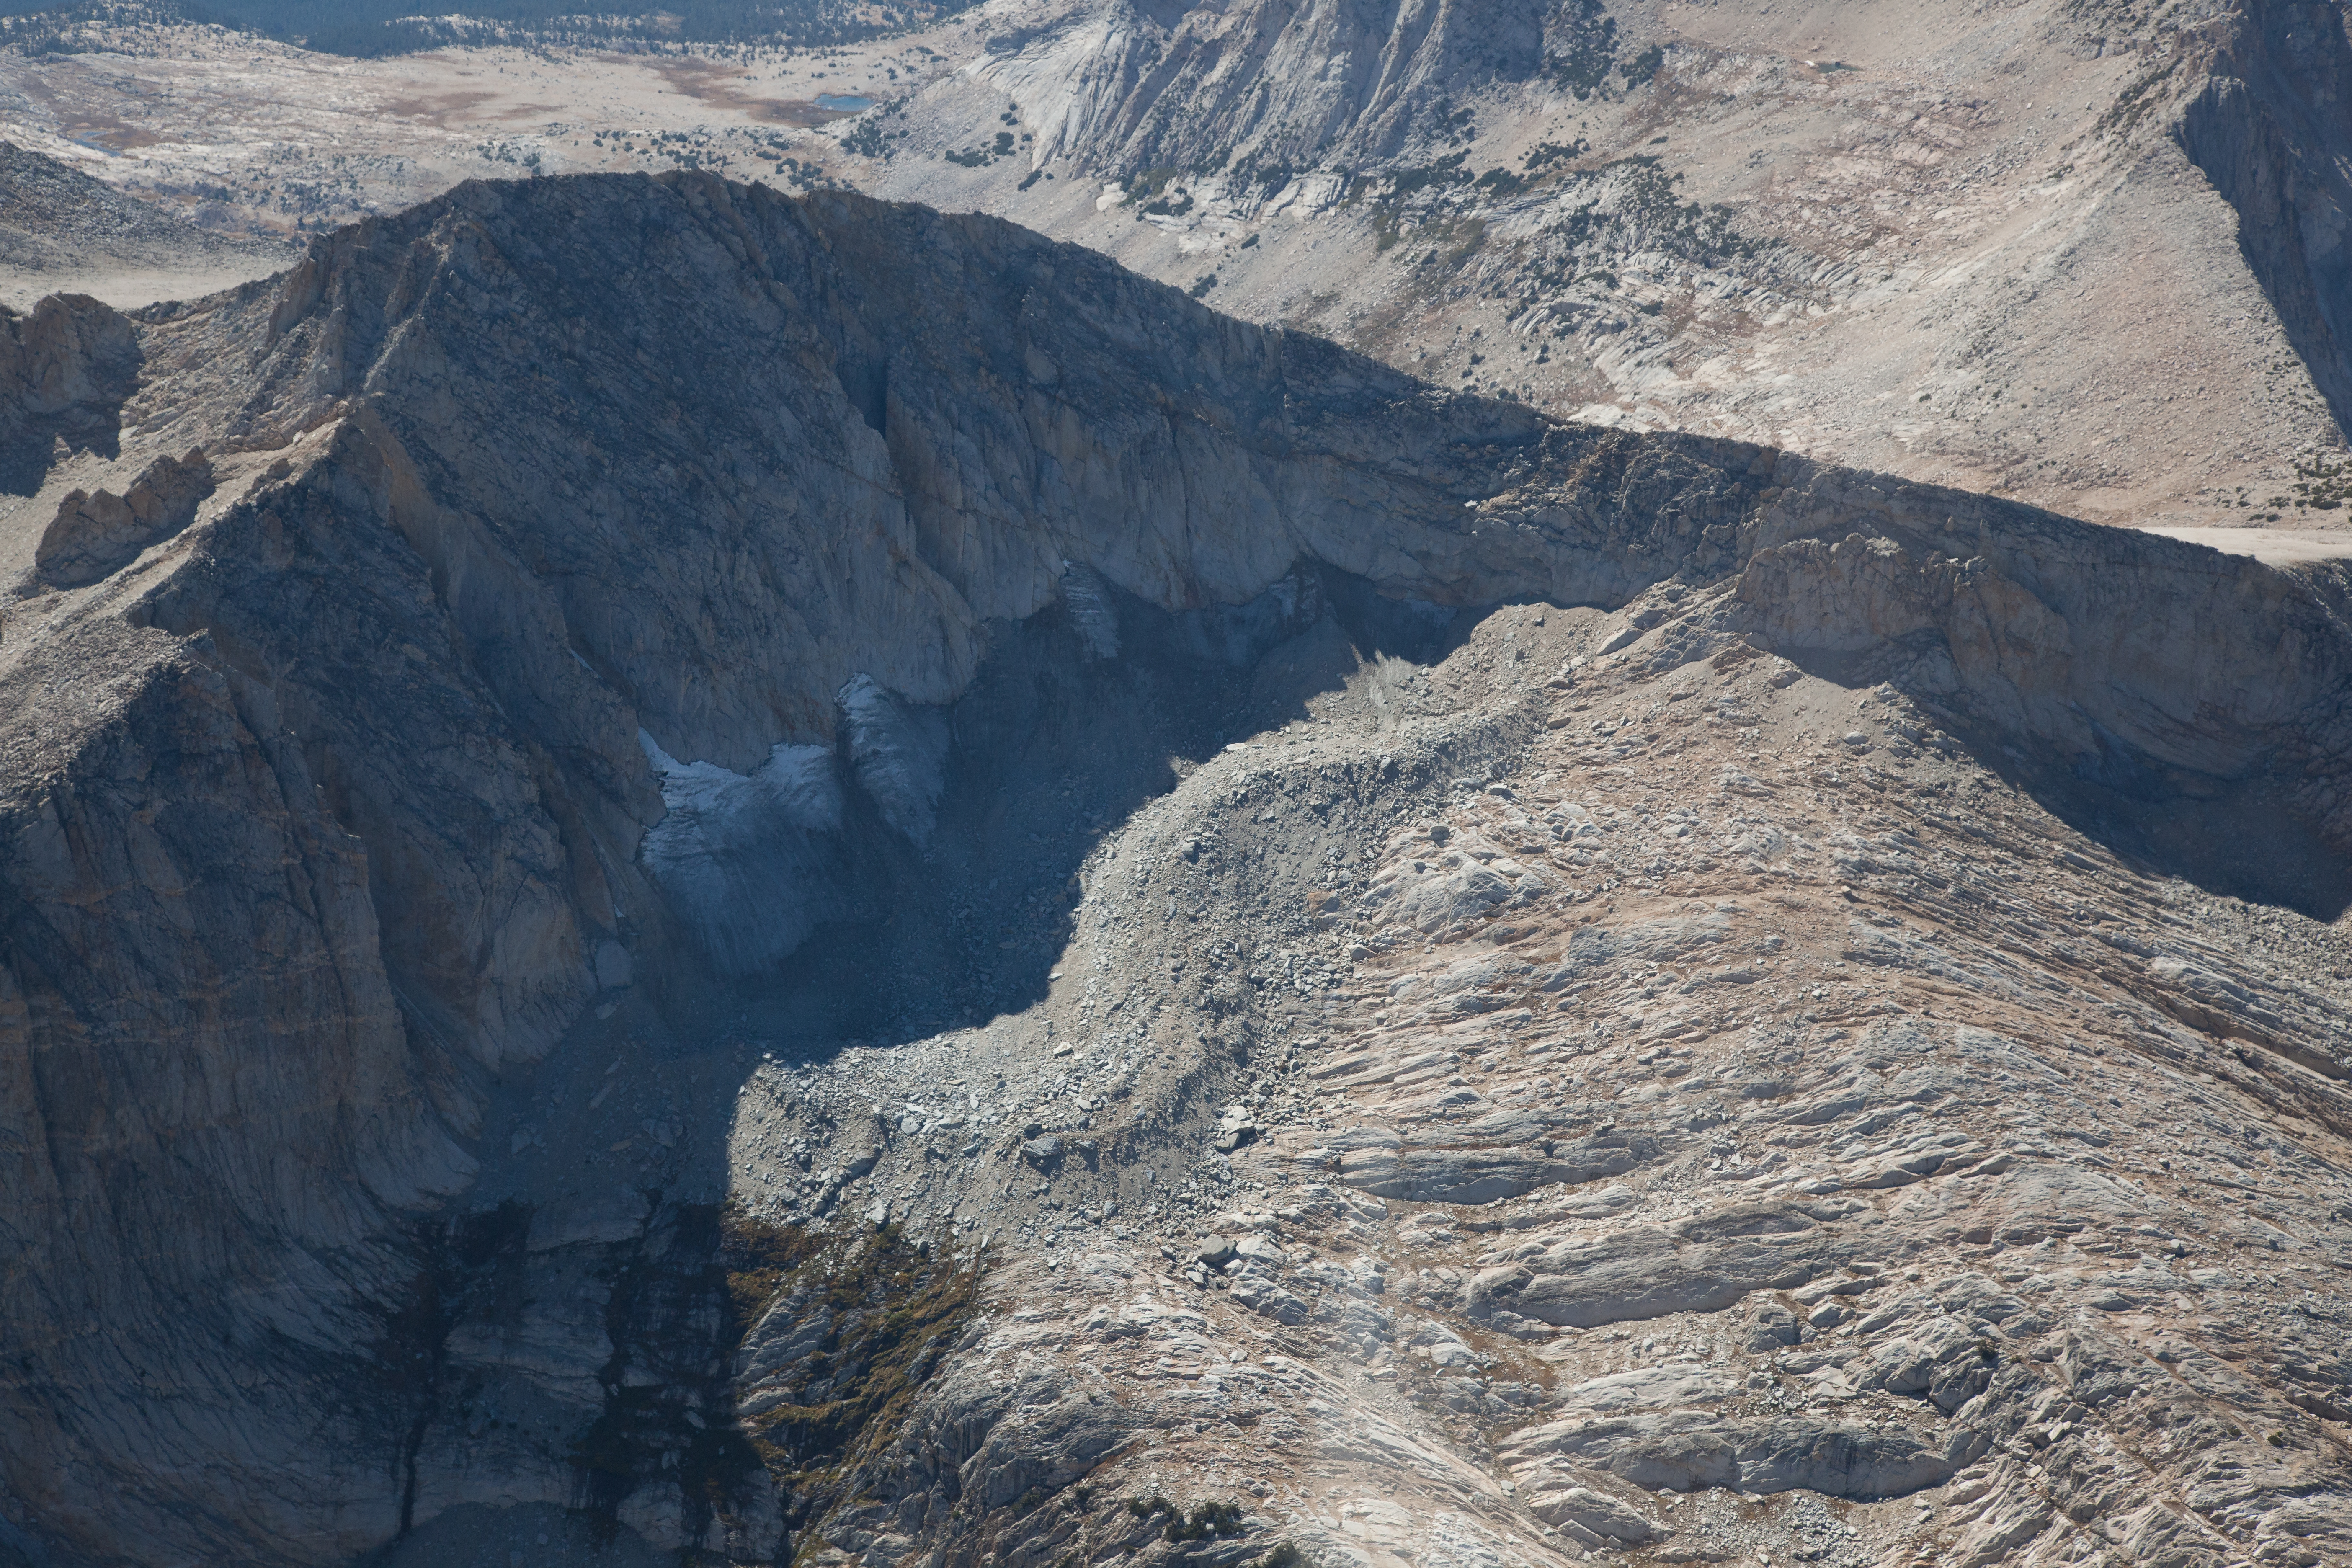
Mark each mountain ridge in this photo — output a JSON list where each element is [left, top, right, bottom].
[[1, 170, 2350, 1567]]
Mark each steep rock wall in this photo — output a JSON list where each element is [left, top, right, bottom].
[[0, 173, 2348, 1565], [2178, 0, 2352, 433], [965, 0, 1555, 177]]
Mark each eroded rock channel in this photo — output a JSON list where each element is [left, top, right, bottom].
[[1, 172, 2349, 1568]]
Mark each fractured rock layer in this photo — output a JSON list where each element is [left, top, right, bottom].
[[0, 171, 2345, 1568]]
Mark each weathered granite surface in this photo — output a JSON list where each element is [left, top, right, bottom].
[[1, 173, 2348, 1567]]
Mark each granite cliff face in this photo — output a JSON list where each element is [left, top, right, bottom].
[[967, 0, 1556, 176], [869, 0, 2352, 530], [2178, 0, 2352, 435], [1, 173, 2349, 1568]]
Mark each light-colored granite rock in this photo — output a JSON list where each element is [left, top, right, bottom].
[[3, 171, 2351, 1568]]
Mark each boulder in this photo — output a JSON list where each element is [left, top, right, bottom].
[[1521, 1480, 1660, 1543], [35, 448, 214, 587]]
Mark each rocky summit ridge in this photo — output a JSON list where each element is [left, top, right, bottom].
[[0, 170, 2349, 1568]]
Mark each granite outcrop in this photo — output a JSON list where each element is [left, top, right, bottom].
[[0, 172, 2348, 1568]]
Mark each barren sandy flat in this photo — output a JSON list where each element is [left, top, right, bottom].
[[0, 258, 286, 310], [2138, 525, 2352, 565], [0, 28, 968, 307], [0, 25, 962, 230]]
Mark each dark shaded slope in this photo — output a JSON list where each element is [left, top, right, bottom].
[[0, 138, 287, 271], [2178, 0, 2352, 439]]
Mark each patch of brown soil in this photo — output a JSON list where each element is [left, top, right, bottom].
[[59, 116, 159, 153], [379, 89, 500, 123], [650, 57, 844, 126]]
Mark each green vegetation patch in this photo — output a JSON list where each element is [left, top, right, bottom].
[[1523, 139, 1590, 174], [1124, 1494, 1248, 1542], [2290, 455, 2352, 511]]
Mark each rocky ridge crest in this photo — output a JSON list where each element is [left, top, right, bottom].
[[0, 172, 2347, 1567]]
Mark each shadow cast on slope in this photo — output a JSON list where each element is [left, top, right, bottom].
[[663, 561, 1469, 1059], [1991, 724, 2352, 923], [1777, 641, 2352, 923], [2177, 17, 2352, 446], [359, 567, 1474, 1555]]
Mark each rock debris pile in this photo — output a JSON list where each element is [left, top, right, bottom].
[[0, 169, 2347, 1568]]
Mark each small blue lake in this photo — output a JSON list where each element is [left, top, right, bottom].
[[815, 93, 873, 113]]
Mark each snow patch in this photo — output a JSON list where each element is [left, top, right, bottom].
[[637, 730, 847, 974], [1060, 561, 1121, 661], [838, 674, 951, 845]]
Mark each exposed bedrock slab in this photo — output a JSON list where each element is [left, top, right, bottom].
[[2, 172, 2350, 1566]]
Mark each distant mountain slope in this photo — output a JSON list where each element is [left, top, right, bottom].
[[869, 0, 2352, 529], [4, 0, 2349, 521], [966, 0, 1554, 177], [0, 138, 293, 312], [0, 139, 272, 269], [0, 0, 972, 53]]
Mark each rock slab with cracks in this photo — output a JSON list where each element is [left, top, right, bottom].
[[0, 171, 2348, 1568]]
